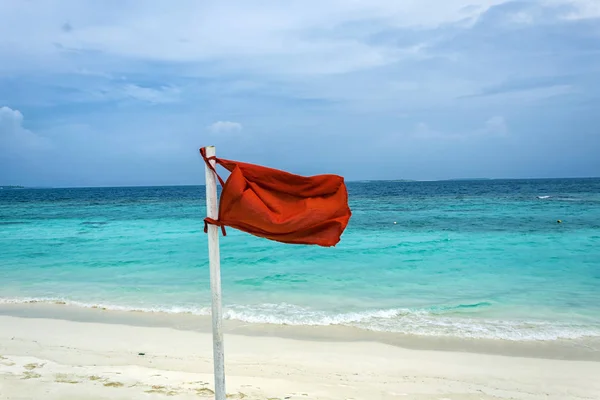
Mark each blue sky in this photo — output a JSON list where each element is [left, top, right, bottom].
[[1, 0, 599, 186]]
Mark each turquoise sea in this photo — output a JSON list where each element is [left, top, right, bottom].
[[1, 179, 599, 341]]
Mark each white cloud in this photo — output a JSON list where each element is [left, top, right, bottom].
[[0, 0, 507, 77], [482, 116, 508, 136], [546, 0, 600, 19], [0, 106, 51, 152], [120, 84, 181, 104], [74, 68, 112, 78], [0, 0, 589, 111], [68, 83, 182, 105], [0, 106, 23, 132], [413, 122, 447, 139], [207, 121, 243, 133]]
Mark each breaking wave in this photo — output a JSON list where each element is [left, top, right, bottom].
[[2, 297, 598, 341]]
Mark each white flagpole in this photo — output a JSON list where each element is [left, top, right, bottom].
[[204, 145, 226, 400]]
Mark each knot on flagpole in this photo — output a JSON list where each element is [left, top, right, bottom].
[[200, 148, 226, 186], [204, 217, 227, 236]]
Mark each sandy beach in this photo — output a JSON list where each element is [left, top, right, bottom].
[[1, 311, 599, 400]]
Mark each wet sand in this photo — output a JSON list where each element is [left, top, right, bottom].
[[1, 307, 600, 399]]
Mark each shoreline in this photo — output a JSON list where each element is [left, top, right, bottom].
[[2, 303, 599, 362], [1, 314, 600, 399]]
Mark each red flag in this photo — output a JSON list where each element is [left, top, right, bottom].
[[200, 147, 351, 247]]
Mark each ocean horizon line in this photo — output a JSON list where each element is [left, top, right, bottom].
[[3, 176, 600, 190]]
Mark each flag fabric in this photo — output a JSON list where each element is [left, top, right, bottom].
[[200, 147, 351, 247]]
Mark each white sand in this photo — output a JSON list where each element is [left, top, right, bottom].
[[1, 315, 599, 400]]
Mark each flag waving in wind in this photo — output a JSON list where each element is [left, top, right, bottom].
[[199, 145, 350, 399], [200, 147, 351, 247]]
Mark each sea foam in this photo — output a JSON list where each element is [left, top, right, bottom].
[[2, 297, 598, 341]]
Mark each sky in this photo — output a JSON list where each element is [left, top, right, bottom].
[[1, 0, 599, 187]]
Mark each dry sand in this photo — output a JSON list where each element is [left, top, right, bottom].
[[1, 314, 600, 400]]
